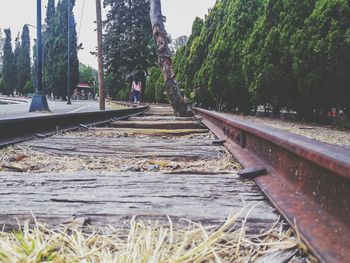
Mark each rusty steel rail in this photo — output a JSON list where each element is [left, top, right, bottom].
[[193, 107, 350, 263], [0, 106, 148, 147]]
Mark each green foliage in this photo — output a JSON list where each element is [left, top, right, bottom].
[[0, 77, 5, 93], [16, 25, 31, 94], [13, 34, 20, 93], [145, 66, 166, 103], [1, 29, 16, 95], [43, 0, 79, 98], [43, 0, 56, 95], [0, 28, 3, 72], [103, 0, 158, 100], [105, 72, 128, 100], [79, 63, 97, 86], [173, 0, 350, 119], [23, 80, 34, 94]]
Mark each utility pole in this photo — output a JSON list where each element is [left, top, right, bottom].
[[67, 0, 72, 105], [96, 0, 105, 110], [29, 0, 50, 112]]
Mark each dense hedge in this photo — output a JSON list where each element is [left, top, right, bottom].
[[173, 0, 350, 119], [145, 67, 167, 103]]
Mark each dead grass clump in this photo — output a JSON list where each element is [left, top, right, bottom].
[[238, 115, 350, 147], [0, 146, 240, 174], [107, 101, 129, 110], [0, 205, 316, 263]]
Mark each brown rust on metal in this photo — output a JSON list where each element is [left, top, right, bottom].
[[193, 107, 350, 263]]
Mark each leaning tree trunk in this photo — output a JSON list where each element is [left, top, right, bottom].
[[150, 0, 192, 117]]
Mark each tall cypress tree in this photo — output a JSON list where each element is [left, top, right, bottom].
[[51, 0, 79, 99], [43, 0, 56, 95], [2, 29, 16, 96], [0, 28, 4, 73], [16, 25, 31, 94], [32, 39, 37, 92], [13, 34, 20, 93], [173, 0, 349, 121]]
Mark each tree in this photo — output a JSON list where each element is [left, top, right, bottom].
[[173, 17, 205, 104], [149, 0, 192, 116], [79, 63, 96, 84], [79, 63, 97, 89], [0, 28, 4, 73], [43, 0, 56, 95], [103, 0, 158, 100], [1, 29, 16, 96], [13, 33, 20, 93], [23, 80, 34, 94], [173, 0, 349, 121], [16, 25, 31, 94], [32, 39, 37, 92], [145, 66, 166, 102], [291, 0, 350, 119], [44, 0, 79, 98]]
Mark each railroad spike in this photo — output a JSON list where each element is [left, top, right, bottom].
[[79, 124, 90, 130], [212, 140, 227, 146], [237, 167, 267, 178], [35, 133, 49, 139]]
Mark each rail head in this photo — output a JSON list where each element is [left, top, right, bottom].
[[193, 107, 350, 179], [194, 107, 350, 263], [0, 106, 149, 146]]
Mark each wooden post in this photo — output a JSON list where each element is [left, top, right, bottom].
[[96, 0, 105, 110]]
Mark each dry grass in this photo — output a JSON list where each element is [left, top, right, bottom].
[[235, 115, 350, 147], [0, 145, 240, 174], [0, 204, 316, 263], [106, 101, 130, 110]]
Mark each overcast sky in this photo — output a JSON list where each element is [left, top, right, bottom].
[[0, 0, 215, 68]]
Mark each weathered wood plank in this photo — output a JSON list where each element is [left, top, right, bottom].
[[129, 116, 196, 122], [111, 120, 203, 130], [144, 111, 175, 116], [0, 171, 278, 231], [104, 128, 208, 136], [22, 135, 221, 160], [0, 108, 281, 240]]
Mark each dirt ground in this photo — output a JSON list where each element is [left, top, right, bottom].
[[233, 115, 350, 147]]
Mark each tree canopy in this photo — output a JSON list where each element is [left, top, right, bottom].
[[79, 63, 97, 87], [43, 0, 79, 98], [0, 28, 4, 73], [16, 25, 31, 94], [103, 0, 158, 100], [1, 29, 16, 96], [173, 0, 350, 119]]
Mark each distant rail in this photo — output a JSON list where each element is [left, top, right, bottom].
[[0, 106, 148, 147], [194, 107, 350, 263]]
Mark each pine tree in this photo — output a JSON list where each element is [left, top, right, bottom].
[[173, 0, 349, 121], [0, 28, 4, 73], [1, 29, 16, 96], [43, 0, 56, 95], [45, 0, 79, 99], [13, 34, 20, 93], [32, 39, 37, 92], [17, 25, 31, 94]]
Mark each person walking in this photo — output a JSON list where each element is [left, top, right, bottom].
[[132, 80, 142, 103]]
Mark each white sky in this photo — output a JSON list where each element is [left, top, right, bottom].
[[0, 0, 215, 68]]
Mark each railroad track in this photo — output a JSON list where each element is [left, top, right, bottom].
[[193, 108, 350, 263], [0, 104, 348, 262], [0, 106, 148, 147]]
